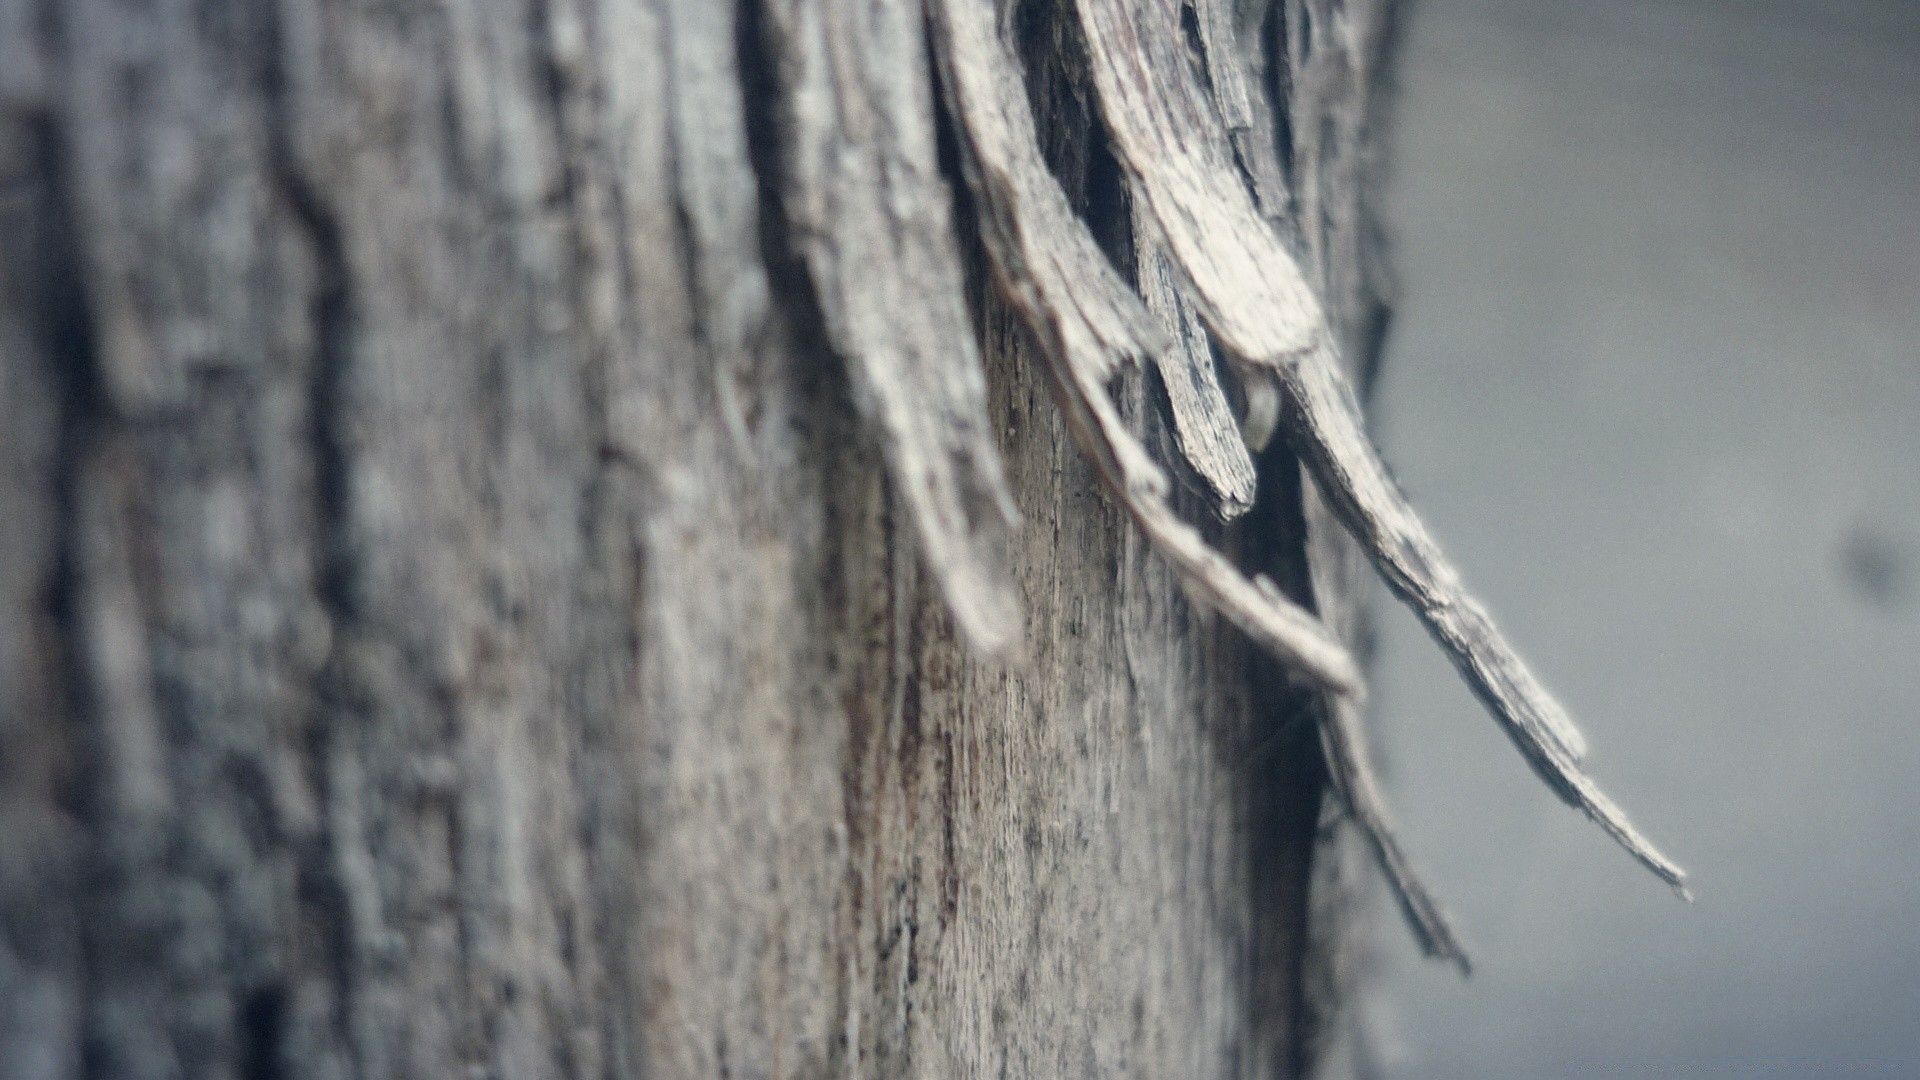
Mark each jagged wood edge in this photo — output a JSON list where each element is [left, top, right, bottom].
[[1280, 338, 1690, 892], [1134, 230, 1259, 520], [758, 0, 1023, 654], [1072, 0, 1689, 893], [926, 0, 1360, 695]]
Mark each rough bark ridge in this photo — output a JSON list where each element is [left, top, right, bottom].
[[1, 0, 1399, 1077]]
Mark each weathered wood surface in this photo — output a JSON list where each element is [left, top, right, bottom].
[[0, 0, 1399, 1077]]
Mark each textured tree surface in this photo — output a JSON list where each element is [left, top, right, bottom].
[[0, 0, 1399, 1077]]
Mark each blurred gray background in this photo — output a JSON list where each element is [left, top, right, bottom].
[[1368, 0, 1920, 1075]]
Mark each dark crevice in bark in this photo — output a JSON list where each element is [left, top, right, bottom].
[[532, 0, 583, 219], [1009, 0, 1134, 276], [1241, 422, 1329, 1079], [268, 148, 355, 626], [273, 201, 360, 1080], [1266, 3, 1299, 202], [1082, 117, 1134, 277], [735, 0, 833, 392], [1011, 0, 1071, 174], [656, 12, 729, 377], [28, 124, 101, 1077], [36, 113, 104, 764], [734, 0, 871, 550], [261, 5, 364, 1071], [237, 985, 288, 1080], [925, 4, 996, 380], [734, 0, 866, 496], [261, 10, 353, 611], [10, 81, 92, 1080], [1180, 4, 1212, 89], [31, 107, 121, 1080]]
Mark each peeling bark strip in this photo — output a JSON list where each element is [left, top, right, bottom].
[[1279, 340, 1690, 892], [1068, 0, 1684, 893], [757, 0, 1023, 653], [926, 0, 1360, 695]]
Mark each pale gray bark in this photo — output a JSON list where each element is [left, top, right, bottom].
[[0, 0, 1403, 1077]]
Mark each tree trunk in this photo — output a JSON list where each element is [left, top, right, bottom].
[[0, 0, 1399, 1076]]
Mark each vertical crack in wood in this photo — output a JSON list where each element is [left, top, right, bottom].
[[927, 0, 1361, 694], [261, 4, 375, 1063], [753, 0, 1024, 655]]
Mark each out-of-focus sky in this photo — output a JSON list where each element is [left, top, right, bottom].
[[1369, 0, 1920, 1075]]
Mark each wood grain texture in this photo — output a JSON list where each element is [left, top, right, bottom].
[[0, 0, 1401, 1077]]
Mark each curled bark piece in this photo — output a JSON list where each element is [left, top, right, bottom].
[[926, 0, 1360, 693], [1280, 333, 1689, 894], [758, 0, 1023, 653], [1136, 233, 1258, 519], [1318, 693, 1469, 973]]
